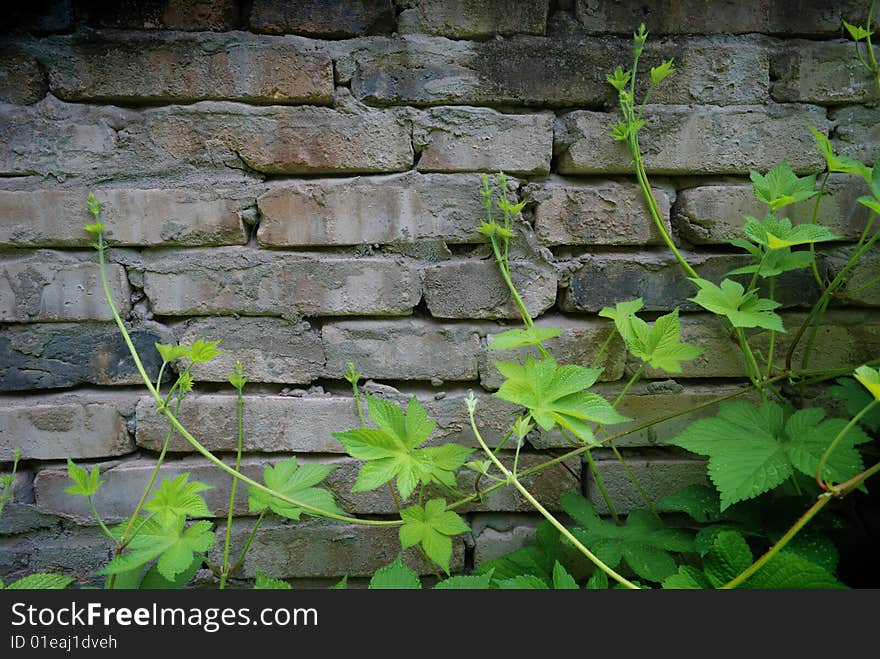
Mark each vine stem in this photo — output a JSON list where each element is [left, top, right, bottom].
[[467, 396, 641, 589], [815, 399, 879, 490], [95, 235, 398, 528], [220, 383, 246, 590]]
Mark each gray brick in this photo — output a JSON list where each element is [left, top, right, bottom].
[[0, 251, 130, 322], [0, 526, 112, 586], [77, 0, 239, 31], [42, 32, 333, 105], [0, 48, 47, 105], [423, 257, 557, 320], [322, 318, 483, 381], [525, 178, 671, 246], [479, 314, 626, 389], [674, 174, 872, 244], [588, 458, 708, 515], [0, 187, 249, 247], [472, 518, 539, 567], [574, 0, 865, 35], [249, 0, 395, 37], [415, 107, 553, 175], [556, 104, 828, 175], [415, 0, 548, 37], [827, 247, 880, 307], [771, 40, 880, 105], [0, 321, 169, 391], [831, 105, 880, 166], [172, 316, 324, 384], [0, 502, 60, 537], [0, 391, 137, 461], [143, 248, 421, 317], [257, 172, 507, 247]]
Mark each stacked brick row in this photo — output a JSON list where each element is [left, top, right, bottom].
[[1, 0, 878, 585]]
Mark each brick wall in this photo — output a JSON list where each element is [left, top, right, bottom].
[[1, 0, 878, 586]]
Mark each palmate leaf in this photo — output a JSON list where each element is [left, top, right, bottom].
[[399, 499, 470, 575], [369, 555, 422, 589], [496, 575, 549, 589], [749, 162, 817, 211], [743, 214, 839, 250], [144, 474, 212, 526], [494, 354, 629, 446], [668, 401, 871, 510], [599, 298, 644, 347], [247, 457, 342, 520], [830, 378, 880, 432], [810, 127, 872, 179], [727, 246, 815, 278], [64, 459, 104, 498], [254, 570, 292, 590], [562, 493, 694, 583], [434, 570, 494, 590], [486, 326, 563, 350], [689, 278, 784, 332]]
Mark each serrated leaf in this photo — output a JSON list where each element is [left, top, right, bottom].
[[854, 364, 880, 401], [247, 457, 342, 520], [155, 342, 189, 363], [254, 570, 292, 590], [831, 377, 880, 431], [140, 554, 202, 590], [610, 122, 629, 141], [487, 326, 563, 350], [584, 569, 609, 590], [650, 58, 675, 85], [599, 298, 644, 347], [188, 338, 221, 363], [662, 565, 711, 589], [331, 576, 348, 589], [749, 162, 818, 211], [64, 459, 104, 497], [369, 555, 422, 589], [743, 214, 839, 249], [843, 20, 873, 41], [727, 247, 815, 278], [144, 474, 212, 526], [607, 65, 631, 91], [399, 499, 470, 575], [552, 561, 579, 589], [689, 278, 784, 332], [784, 408, 870, 484], [703, 530, 753, 588], [786, 533, 839, 574], [629, 309, 704, 373], [496, 575, 550, 589], [6, 573, 75, 590], [810, 126, 871, 178], [743, 551, 846, 589], [657, 484, 721, 523], [87, 192, 101, 217], [434, 571, 494, 590]]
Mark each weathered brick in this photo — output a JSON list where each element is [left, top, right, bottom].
[[172, 316, 324, 384], [322, 318, 483, 381], [561, 251, 821, 313], [0, 186, 249, 247], [0, 526, 111, 585], [472, 517, 540, 566], [249, 0, 395, 37], [641, 310, 880, 378], [479, 314, 626, 389], [525, 178, 671, 246], [215, 517, 461, 578], [674, 174, 872, 244], [831, 105, 880, 165], [0, 251, 130, 322], [588, 457, 708, 515], [827, 247, 880, 307], [423, 257, 557, 320], [0, 48, 47, 105], [142, 248, 421, 317], [771, 40, 880, 105], [76, 0, 240, 31], [415, 0, 548, 37], [257, 172, 507, 247], [574, 0, 865, 35], [556, 104, 828, 175], [415, 107, 553, 175], [42, 32, 333, 104], [0, 502, 60, 537], [0, 321, 169, 391], [0, 391, 137, 461]]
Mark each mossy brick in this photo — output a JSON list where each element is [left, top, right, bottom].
[[0, 321, 169, 391], [256, 172, 513, 247], [0, 47, 47, 105], [249, 0, 395, 37], [423, 257, 557, 320], [41, 32, 333, 105], [560, 251, 822, 313], [525, 178, 672, 246], [771, 40, 880, 105], [0, 250, 130, 322], [674, 174, 872, 244], [322, 318, 483, 381], [142, 248, 421, 317], [587, 457, 709, 515], [76, 0, 240, 31], [831, 105, 880, 166], [414, 0, 548, 37], [0, 391, 137, 461], [478, 314, 626, 389], [171, 316, 324, 384], [0, 187, 249, 247], [556, 104, 828, 175], [414, 107, 553, 175], [574, 0, 865, 35]]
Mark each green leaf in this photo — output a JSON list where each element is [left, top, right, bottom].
[[87, 192, 101, 217], [830, 377, 880, 431], [188, 338, 221, 363], [843, 20, 873, 41], [369, 555, 422, 589], [784, 408, 871, 484], [650, 58, 675, 85], [786, 533, 839, 574], [584, 569, 609, 590], [399, 499, 470, 575], [727, 246, 815, 279], [254, 570, 292, 590], [563, 493, 693, 583], [487, 326, 563, 350], [5, 573, 75, 590], [857, 195, 880, 214], [496, 575, 550, 589], [144, 474, 212, 526], [64, 459, 104, 497], [657, 484, 721, 523], [494, 354, 629, 446], [743, 214, 839, 249], [610, 122, 629, 141], [228, 360, 247, 390], [606, 66, 631, 91], [83, 222, 105, 235], [743, 551, 846, 589], [155, 342, 189, 363], [140, 555, 202, 589], [434, 571, 494, 589], [855, 364, 880, 401], [749, 162, 818, 211], [662, 565, 712, 589], [703, 530, 753, 588], [810, 127, 871, 178], [599, 298, 644, 347], [331, 576, 348, 589], [689, 278, 784, 332], [247, 457, 342, 520], [552, 561, 579, 589], [628, 309, 704, 373]]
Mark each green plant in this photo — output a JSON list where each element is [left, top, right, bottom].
[[0, 449, 21, 520]]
